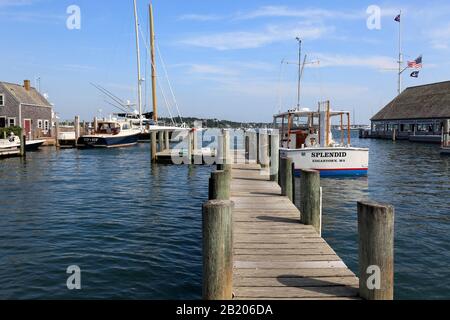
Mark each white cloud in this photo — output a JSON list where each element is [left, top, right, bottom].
[[180, 24, 331, 50], [236, 6, 363, 20], [311, 53, 397, 70], [426, 23, 450, 50]]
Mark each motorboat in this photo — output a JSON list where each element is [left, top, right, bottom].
[[76, 120, 141, 148], [274, 102, 369, 176]]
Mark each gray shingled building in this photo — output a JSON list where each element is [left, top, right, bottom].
[[0, 80, 53, 139], [370, 81, 450, 143]]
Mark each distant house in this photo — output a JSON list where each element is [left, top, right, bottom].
[[0, 80, 53, 139], [370, 81, 450, 143]]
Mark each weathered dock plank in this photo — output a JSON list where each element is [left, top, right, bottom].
[[231, 163, 359, 300]]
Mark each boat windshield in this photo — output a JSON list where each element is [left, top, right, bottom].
[[97, 122, 121, 135]]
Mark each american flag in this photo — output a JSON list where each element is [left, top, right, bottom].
[[408, 55, 423, 69]]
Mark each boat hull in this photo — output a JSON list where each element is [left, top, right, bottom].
[[76, 133, 139, 148], [25, 140, 45, 151], [280, 147, 369, 177]]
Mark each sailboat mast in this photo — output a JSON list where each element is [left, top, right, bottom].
[[149, 3, 158, 122], [133, 0, 143, 129]]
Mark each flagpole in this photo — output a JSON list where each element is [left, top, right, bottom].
[[397, 10, 402, 96]]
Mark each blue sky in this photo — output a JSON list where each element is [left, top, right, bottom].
[[1, 0, 449, 123]]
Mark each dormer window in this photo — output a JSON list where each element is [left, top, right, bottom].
[[0, 94, 4, 106]]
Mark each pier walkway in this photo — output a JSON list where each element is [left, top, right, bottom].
[[230, 163, 360, 300]]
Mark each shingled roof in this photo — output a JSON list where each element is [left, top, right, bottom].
[[371, 81, 450, 121], [0, 81, 51, 107]]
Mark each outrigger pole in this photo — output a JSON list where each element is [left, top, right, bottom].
[[149, 3, 158, 123]]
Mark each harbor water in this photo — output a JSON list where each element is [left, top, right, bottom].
[[0, 135, 449, 299]]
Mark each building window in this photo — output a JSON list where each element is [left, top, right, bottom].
[[8, 118, 16, 127], [44, 120, 49, 131], [0, 94, 4, 106], [37, 119, 43, 129], [0, 117, 5, 128]]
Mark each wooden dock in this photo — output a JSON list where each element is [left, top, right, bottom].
[[0, 148, 20, 158], [230, 163, 360, 300]]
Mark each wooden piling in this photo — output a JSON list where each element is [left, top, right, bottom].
[[202, 200, 234, 300], [279, 157, 293, 202], [187, 130, 193, 164], [151, 131, 157, 162], [209, 170, 230, 200], [256, 131, 260, 165], [270, 133, 279, 182], [223, 129, 230, 165], [165, 130, 170, 150], [94, 117, 98, 133], [259, 130, 269, 169], [74, 116, 80, 146], [55, 120, 60, 148], [300, 169, 321, 234], [245, 135, 250, 161], [357, 201, 394, 300], [20, 135, 26, 157]]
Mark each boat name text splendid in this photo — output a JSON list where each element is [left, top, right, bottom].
[[311, 152, 347, 158]]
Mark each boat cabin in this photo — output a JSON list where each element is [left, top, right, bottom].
[[95, 121, 131, 135], [274, 101, 353, 149]]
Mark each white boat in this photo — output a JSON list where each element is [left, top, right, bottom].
[[274, 102, 369, 176], [274, 39, 368, 176], [76, 119, 141, 148], [0, 134, 45, 151]]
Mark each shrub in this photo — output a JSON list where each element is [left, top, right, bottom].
[[0, 126, 22, 139]]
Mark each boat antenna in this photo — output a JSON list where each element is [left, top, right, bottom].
[[296, 37, 302, 109], [133, 0, 143, 129]]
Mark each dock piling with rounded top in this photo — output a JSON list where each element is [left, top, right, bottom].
[[20, 135, 26, 157], [259, 130, 269, 169], [270, 133, 280, 181], [357, 200, 394, 300], [279, 157, 293, 202], [74, 116, 80, 145], [202, 200, 234, 300], [222, 129, 230, 165], [209, 170, 231, 200], [55, 120, 60, 148], [165, 130, 170, 151], [299, 169, 321, 234], [151, 131, 157, 162]]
